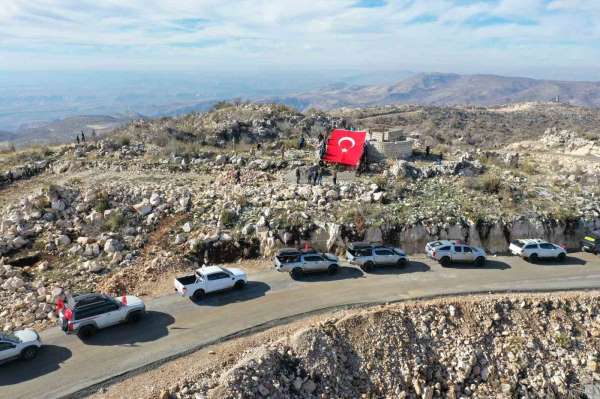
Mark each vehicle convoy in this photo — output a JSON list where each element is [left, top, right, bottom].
[[174, 265, 247, 300], [274, 248, 339, 278], [581, 233, 600, 255], [0, 330, 42, 364], [346, 242, 408, 271], [58, 293, 146, 339], [427, 241, 487, 266], [509, 239, 567, 262]]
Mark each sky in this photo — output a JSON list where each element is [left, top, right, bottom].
[[1, 0, 600, 80]]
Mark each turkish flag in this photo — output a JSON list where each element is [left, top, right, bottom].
[[323, 129, 366, 167]]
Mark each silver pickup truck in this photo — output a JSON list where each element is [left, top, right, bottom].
[[274, 248, 339, 279], [346, 242, 408, 271]]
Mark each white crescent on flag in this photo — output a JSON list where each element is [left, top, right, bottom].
[[338, 136, 356, 153]]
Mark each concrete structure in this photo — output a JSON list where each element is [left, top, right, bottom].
[[366, 128, 413, 162]]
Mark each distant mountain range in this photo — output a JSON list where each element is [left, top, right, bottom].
[[4, 71, 600, 145], [267, 73, 600, 110]]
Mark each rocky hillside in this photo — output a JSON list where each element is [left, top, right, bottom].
[[0, 102, 599, 333], [153, 292, 600, 399], [273, 73, 600, 110]]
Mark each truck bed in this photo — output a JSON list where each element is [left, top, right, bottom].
[[175, 275, 197, 286]]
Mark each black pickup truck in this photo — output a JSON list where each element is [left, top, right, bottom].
[[581, 233, 600, 255]]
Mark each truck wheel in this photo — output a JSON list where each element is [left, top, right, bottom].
[[234, 280, 246, 290], [291, 268, 303, 279], [475, 257, 485, 267], [193, 289, 205, 300], [328, 264, 338, 274], [20, 346, 38, 361], [440, 257, 450, 267], [362, 261, 374, 272], [78, 325, 97, 340], [396, 258, 407, 268], [529, 253, 538, 263], [127, 310, 144, 323], [557, 253, 566, 262], [582, 246, 588, 253]]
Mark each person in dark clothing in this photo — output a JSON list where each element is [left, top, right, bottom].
[[332, 169, 337, 185], [307, 168, 314, 185], [235, 169, 241, 184], [281, 145, 285, 160], [426, 146, 430, 157], [81, 131, 86, 142], [317, 132, 324, 143], [7, 170, 13, 182], [295, 167, 301, 184], [76, 135, 80, 144], [298, 135, 305, 149], [316, 167, 322, 185]]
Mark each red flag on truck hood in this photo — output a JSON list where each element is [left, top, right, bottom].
[[323, 129, 366, 167]]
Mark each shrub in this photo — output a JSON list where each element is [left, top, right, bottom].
[[479, 174, 502, 194], [219, 209, 237, 227], [116, 136, 131, 147], [104, 211, 126, 232], [94, 197, 110, 213]]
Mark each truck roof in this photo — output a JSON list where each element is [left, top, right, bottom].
[[197, 265, 226, 275]]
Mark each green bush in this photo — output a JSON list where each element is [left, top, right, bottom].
[[94, 197, 110, 213], [104, 211, 126, 232], [219, 209, 237, 227]]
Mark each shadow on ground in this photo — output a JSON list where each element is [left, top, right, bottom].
[[366, 261, 431, 275], [442, 260, 511, 270], [0, 345, 72, 386], [192, 281, 271, 307], [531, 256, 587, 266], [292, 266, 364, 282], [83, 311, 174, 347]]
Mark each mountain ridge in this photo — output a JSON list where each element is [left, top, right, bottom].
[[268, 72, 600, 110]]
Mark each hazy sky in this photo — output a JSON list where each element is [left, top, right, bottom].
[[2, 0, 600, 80]]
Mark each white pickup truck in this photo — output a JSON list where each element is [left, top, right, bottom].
[[174, 265, 247, 300]]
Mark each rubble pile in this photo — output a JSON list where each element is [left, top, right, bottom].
[[175, 294, 600, 399], [541, 127, 599, 156]]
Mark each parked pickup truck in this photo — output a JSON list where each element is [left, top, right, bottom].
[[274, 248, 339, 279], [509, 239, 566, 262], [581, 233, 600, 255], [346, 242, 408, 271], [58, 293, 146, 339], [174, 265, 247, 300], [427, 241, 486, 267]]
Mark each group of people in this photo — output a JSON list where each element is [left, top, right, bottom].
[[296, 165, 338, 186], [75, 130, 86, 145]]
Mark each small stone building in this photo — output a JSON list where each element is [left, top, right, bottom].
[[366, 128, 413, 162]]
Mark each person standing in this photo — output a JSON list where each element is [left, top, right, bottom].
[[235, 168, 241, 184], [298, 135, 305, 149], [281, 145, 285, 160], [295, 167, 301, 185], [81, 130, 86, 142], [332, 169, 338, 185], [76, 135, 80, 145]]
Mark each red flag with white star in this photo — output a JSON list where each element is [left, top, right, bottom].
[[323, 129, 366, 167]]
